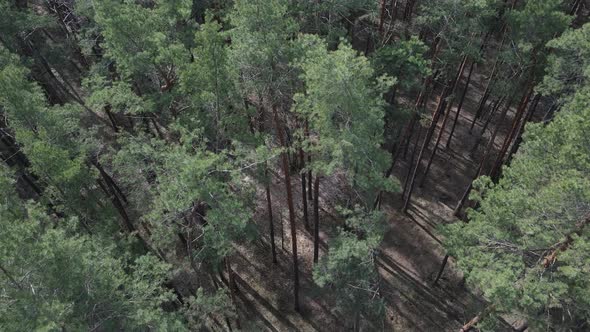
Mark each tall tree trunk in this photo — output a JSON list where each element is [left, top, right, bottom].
[[445, 59, 477, 149], [403, 0, 416, 21], [265, 167, 277, 264], [391, 0, 399, 23], [299, 149, 310, 230], [469, 51, 503, 133], [402, 125, 423, 198], [489, 86, 534, 181], [402, 113, 419, 159], [455, 98, 511, 216], [271, 107, 300, 312], [104, 105, 119, 132], [433, 254, 449, 285], [418, 98, 454, 188], [570, 0, 582, 15], [402, 84, 451, 213], [378, 0, 388, 35], [313, 175, 320, 263], [505, 94, 540, 165], [225, 257, 241, 330], [416, 55, 468, 187], [387, 112, 418, 176], [305, 121, 313, 202], [470, 95, 506, 154]]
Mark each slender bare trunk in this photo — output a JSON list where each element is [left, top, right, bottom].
[[402, 84, 451, 213], [433, 254, 449, 285], [402, 125, 422, 197], [417, 56, 468, 187], [506, 94, 540, 165], [313, 175, 320, 263], [299, 149, 310, 230], [489, 86, 534, 181], [445, 59, 476, 149], [271, 107, 300, 312], [265, 167, 277, 264], [455, 98, 512, 216]]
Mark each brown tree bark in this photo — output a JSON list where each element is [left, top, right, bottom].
[[305, 121, 313, 202], [454, 97, 512, 216], [378, 0, 388, 35], [417, 55, 468, 187], [104, 105, 119, 133], [313, 175, 320, 263], [489, 85, 534, 181], [470, 95, 507, 154], [469, 39, 505, 133], [505, 94, 540, 165], [402, 83, 451, 213], [445, 59, 476, 149], [433, 254, 449, 285], [387, 112, 418, 177], [418, 97, 454, 188], [225, 257, 241, 330], [402, 125, 423, 198], [460, 304, 497, 332], [265, 167, 278, 264], [271, 107, 300, 312], [402, 113, 419, 159], [542, 213, 590, 268], [299, 149, 310, 230]]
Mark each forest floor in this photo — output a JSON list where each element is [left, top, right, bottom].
[[224, 62, 528, 331]]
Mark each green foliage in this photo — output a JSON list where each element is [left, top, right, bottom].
[[178, 15, 250, 144], [507, 0, 572, 56], [538, 23, 590, 101], [0, 1, 55, 53], [313, 207, 385, 327], [442, 87, 590, 330], [0, 46, 116, 232], [416, 0, 497, 67], [372, 36, 431, 95], [183, 288, 235, 330], [229, 0, 298, 103], [92, 0, 192, 83], [84, 75, 152, 115], [148, 142, 256, 266], [0, 166, 186, 331], [294, 36, 398, 205], [293, 0, 378, 47]]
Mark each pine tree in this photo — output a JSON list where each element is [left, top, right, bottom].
[[294, 36, 398, 208], [313, 207, 386, 332], [442, 87, 590, 330], [229, 0, 302, 311], [0, 165, 186, 331]]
